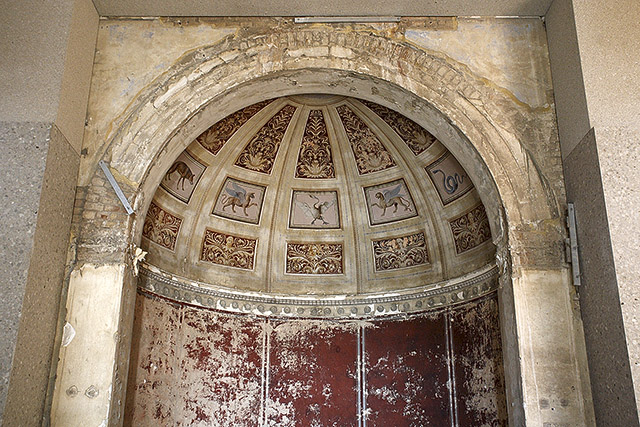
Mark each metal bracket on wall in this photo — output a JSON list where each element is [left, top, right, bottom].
[[98, 160, 134, 215], [566, 203, 581, 286], [294, 16, 401, 23]]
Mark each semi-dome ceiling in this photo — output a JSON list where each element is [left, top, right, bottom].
[[141, 95, 494, 296]]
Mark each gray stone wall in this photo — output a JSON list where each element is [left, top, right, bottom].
[[0, 122, 53, 419], [547, 0, 640, 424], [0, 0, 98, 423]]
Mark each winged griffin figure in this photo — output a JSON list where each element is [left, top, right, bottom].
[[221, 181, 257, 216], [372, 184, 412, 216], [295, 194, 335, 225]]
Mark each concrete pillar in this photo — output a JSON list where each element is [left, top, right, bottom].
[[50, 264, 137, 427], [546, 0, 640, 424], [0, 0, 98, 423], [510, 268, 593, 425]]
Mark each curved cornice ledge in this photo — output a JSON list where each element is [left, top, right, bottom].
[[138, 262, 499, 319]]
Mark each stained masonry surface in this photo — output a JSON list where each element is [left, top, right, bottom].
[[125, 291, 506, 425]]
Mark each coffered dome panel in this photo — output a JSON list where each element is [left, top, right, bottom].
[[141, 95, 495, 297]]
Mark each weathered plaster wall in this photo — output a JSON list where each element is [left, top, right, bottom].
[[81, 18, 563, 204], [125, 290, 506, 425], [406, 18, 553, 109], [80, 18, 237, 184]]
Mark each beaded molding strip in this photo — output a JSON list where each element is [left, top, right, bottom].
[[138, 263, 498, 319]]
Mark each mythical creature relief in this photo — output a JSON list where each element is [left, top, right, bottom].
[[160, 151, 206, 203], [286, 243, 344, 274], [222, 181, 257, 216], [449, 204, 491, 254], [360, 100, 437, 156], [364, 179, 418, 226], [200, 229, 257, 270], [372, 232, 429, 271], [234, 105, 297, 174], [426, 153, 474, 205], [371, 185, 412, 216], [336, 105, 396, 175], [295, 110, 336, 179], [212, 178, 266, 224], [290, 191, 340, 229], [142, 202, 183, 251], [197, 99, 273, 156]]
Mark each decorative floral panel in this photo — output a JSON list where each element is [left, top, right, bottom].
[[197, 99, 273, 156], [286, 243, 344, 275], [200, 229, 257, 270], [295, 109, 335, 179], [234, 104, 297, 174], [372, 232, 429, 271], [449, 204, 492, 254], [336, 105, 396, 175], [142, 202, 183, 251], [361, 100, 436, 156]]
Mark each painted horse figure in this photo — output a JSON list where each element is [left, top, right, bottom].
[[165, 161, 195, 191]]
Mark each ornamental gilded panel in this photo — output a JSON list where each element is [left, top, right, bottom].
[[234, 104, 297, 174], [197, 99, 272, 156], [295, 109, 335, 179], [449, 204, 491, 254], [142, 202, 183, 251], [372, 232, 429, 271], [336, 105, 396, 175], [286, 243, 344, 275], [200, 229, 257, 270], [361, 100, 436, 156]]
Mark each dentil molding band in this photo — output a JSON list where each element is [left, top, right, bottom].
[[138, 262, 499, 319]]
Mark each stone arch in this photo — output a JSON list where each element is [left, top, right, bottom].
[[53, 26, 587, 426], [95, 28, 562, 237]]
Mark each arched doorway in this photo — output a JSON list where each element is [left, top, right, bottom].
[[50, 26, 590, 426], [125, 95, 506, 425]]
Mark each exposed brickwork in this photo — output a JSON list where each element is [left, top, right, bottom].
[[74, 170, 132, 264]]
